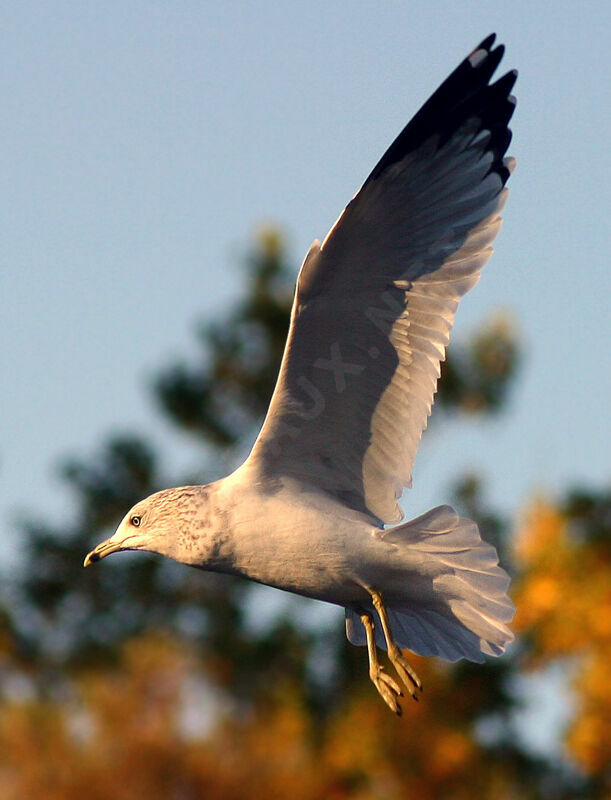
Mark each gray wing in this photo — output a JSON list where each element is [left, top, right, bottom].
[[244, 35, 517, 524]]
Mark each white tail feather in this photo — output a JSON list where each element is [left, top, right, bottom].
[[345, 505, 515, 662]]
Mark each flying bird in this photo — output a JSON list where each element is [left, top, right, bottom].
[[85, 34, 517, 714]]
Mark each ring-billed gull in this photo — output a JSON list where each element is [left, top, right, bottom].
[[85, 34, 517, 714]]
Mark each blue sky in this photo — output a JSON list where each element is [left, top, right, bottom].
[[2, 0, 610, 575]]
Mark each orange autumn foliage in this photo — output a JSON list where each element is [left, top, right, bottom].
[[513, 499, 611, 776], [0, 635, 518, 800]]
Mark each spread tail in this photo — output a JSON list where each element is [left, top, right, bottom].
[[345, 505, 515, 662]]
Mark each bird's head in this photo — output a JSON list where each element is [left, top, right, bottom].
[[83, 485, 210, 567]]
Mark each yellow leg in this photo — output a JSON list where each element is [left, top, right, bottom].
[[370, 589, 423, 701], [360, 612, 404, 715]]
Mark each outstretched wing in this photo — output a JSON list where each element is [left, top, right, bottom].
[[244, 35, 517, 524]]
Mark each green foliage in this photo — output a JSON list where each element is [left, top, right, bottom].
[[438, 314, 519, 414], [156, 230, 294, 444]]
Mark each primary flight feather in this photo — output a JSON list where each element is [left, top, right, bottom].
[[85, 34, 517, 714]]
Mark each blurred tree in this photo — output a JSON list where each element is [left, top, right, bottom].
[[438, 313, 519, 415], [0, 635, 532, 800], [513, 488, 611, 796], [3, 231, 607, 798]]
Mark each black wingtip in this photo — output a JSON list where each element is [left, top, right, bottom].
[[363, 35, 516, 189], [492, 69, 518, 101], [475, 33, 496, 52]]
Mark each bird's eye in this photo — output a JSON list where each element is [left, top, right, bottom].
[[130, 515, 142, 527]]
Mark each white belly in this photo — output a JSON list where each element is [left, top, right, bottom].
[[218, 474, 379, 607]]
